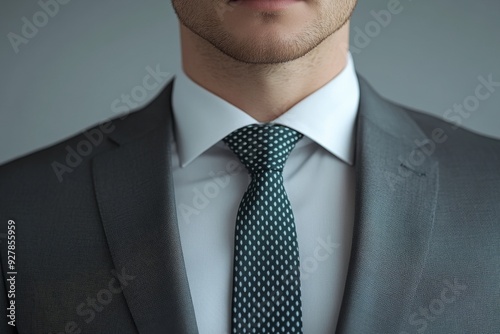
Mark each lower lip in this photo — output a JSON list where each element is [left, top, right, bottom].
[[230, 0, 301, 11]]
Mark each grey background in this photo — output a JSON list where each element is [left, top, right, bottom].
[[0, 0, 499, 164]]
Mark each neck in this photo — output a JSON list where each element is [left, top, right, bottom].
[[180, 23, 350, 123]]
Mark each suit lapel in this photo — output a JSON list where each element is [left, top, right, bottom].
[[336, 76, 440, 333], [92, 81, 198, 334]]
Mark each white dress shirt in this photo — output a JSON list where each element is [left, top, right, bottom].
[[171, 54, 360, 334]]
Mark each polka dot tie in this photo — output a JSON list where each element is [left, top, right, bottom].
[[223, 124, 304, 334]]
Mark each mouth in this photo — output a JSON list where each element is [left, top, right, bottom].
[[228, 0, 302, 11]]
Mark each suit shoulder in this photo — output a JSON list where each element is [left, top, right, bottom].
[[391, 104, 500, 185], [0, 117, 121, 185], [401, 105, 500, 152]]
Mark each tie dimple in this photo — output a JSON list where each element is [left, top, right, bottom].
[[224, 124, 303, 334]]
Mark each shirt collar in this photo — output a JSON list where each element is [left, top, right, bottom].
[[172, 53, 360, 167]]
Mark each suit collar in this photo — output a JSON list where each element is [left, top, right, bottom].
[[336, 75, 439, 333]]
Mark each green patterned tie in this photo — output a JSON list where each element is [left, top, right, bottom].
[[224, 124, 304, 334]]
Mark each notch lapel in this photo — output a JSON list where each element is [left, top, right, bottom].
[[336, 76, 440, 333], [92, 81, 198, 334]]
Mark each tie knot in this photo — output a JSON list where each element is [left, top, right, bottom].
[[223, 124, 303, 174]]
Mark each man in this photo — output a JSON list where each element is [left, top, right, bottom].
[[1, 0, 499, 333]]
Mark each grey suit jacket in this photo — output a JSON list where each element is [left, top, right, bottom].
[[1, 76, 499, 334]]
